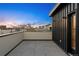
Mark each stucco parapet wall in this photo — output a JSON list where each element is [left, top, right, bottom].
[[0, 31, 24, 37]]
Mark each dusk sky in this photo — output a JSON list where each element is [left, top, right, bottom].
[[0, 3, 56, 26]]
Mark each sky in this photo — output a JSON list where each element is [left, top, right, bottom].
[[0, 3, 56, 27]]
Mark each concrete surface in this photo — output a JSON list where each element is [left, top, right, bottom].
[[0, 31, 23, 56], [7, 41, 67, 56]]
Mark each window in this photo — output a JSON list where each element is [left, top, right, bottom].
[[59, 10, 61, 20], [56, 13, 58, 20], [63, 7, 66, 17], [58, 11, 60, 20], [66, 5, 68, 16], [74, 3, 77, 9], [61, 8, 64, 18], [68, 4, 70, 13], [71, 3, 74, 11]]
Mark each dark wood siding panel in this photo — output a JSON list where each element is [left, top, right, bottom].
[[51, 3, 78, 55]]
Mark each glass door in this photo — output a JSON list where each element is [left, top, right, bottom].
[[71, 14, 76, 50], [67, 13, 76, 54]]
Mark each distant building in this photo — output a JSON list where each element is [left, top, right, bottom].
[[38, 25, 44, 29], [45, 24, 52, 31], [0, 25, 6, 30]]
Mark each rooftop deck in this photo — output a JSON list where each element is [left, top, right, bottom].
[[7, 41, 67, 56], [0, 31, 67, 56]]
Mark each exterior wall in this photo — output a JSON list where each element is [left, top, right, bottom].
[[24, 32, 52, 40], [0, 31, 23, 56], [0, 30, 15, 34], [51, 3, 78, 55], [76, 4, 79, 55]]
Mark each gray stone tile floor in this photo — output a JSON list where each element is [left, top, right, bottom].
[[7, 41, 67, 56]]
